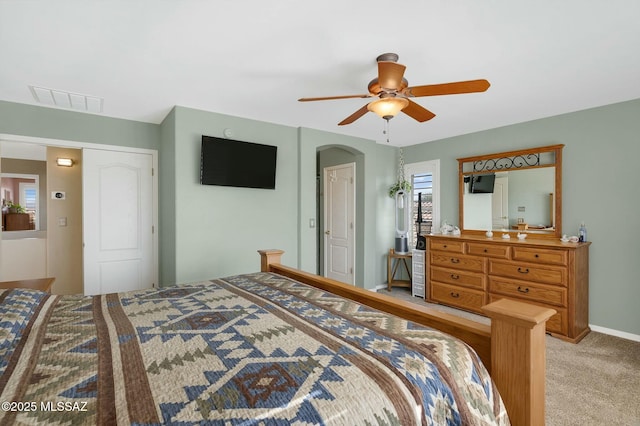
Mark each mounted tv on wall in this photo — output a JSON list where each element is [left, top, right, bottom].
[[200, 136, 277, 189], [470, 173, 496, 193]]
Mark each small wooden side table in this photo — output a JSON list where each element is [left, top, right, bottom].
[[387, 248, 412, 291], [0, 277, 55, 293]]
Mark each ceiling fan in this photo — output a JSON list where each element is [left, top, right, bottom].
[[298, 53, 490, 126]]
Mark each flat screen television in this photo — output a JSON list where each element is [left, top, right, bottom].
[[470, 173, 496, 193], [200, 136, 277, 189]]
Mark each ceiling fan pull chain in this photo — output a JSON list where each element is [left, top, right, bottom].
[[397, 147, 406, 183], [384, 117, 391, 143]]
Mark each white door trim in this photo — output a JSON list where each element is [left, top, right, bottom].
[[0, 133, 159, 290]]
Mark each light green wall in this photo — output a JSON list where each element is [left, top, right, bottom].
[[163, 110, 397, 290], [158, 108, 177, 285], [404, 98, 640, 336], [168, 106, 299, 283], [376, 146, 400, 283], [0, 101, 158, 150]]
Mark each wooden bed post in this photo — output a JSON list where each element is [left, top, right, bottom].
[[258, 249, 284, 272], [482, 299, 556, 426], [259, 250, 554, 426]]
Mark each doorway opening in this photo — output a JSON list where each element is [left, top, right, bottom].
[[316, 146, 362, 285]]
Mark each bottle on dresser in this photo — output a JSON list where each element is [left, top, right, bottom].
[[578, 222, 587, 242]]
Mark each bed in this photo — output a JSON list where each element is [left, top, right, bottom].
[[0, 250, 553, 425]]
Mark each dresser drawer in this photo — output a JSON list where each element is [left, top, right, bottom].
[[431, 266, 485, 290], [489, 294, 567, 336], [431, 253, 485, 273], [432, 282, 486, 313], [429, 240, 464, 254], [489, 260, 567, 286], [489, 277, 567, 307], [512, 247, 567, 266], [466, 243, 510, 259]]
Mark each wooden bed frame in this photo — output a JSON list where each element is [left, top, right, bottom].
[[259, 249, 555, 426]]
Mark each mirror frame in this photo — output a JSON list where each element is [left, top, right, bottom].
[[458, 144, 564, 239]]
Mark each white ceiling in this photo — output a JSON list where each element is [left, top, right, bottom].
[[1, 1, 639, 146]]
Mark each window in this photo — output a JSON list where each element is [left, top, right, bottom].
[[405, 160, 440, 249], [412, 173, 433, 247], [19, 182, 38, 229]]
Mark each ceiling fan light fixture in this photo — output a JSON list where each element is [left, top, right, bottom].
[[367, 97, 409, 119]]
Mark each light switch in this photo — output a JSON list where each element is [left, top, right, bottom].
[[309, 218, 315, 228], [58, 217, 67, 227]]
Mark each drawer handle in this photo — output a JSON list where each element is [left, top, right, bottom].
[[450, 274, 460, 280], [450, 292, 460, 298], [517, 267, 530, 274], [450, 258, 460, 264], [443, 245, 447, 248], [483, 249, 488, 253], [517, 286, 530, 293], [535, 254, 540, 258]]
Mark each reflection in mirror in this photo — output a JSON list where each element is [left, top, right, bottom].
[[1, 159, 47, 232], [1, 174, 39, 230], [458, 144, 563, 239], [463, 168, 555, 232]]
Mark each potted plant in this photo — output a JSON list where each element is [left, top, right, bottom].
[[6, 201, 26, 214], [388, 180, 411, 198]]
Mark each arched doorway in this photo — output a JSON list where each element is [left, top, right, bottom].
[[316, 145, 363, 284]]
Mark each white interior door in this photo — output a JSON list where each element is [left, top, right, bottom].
[[323, 163, 355, 285], [83, 149, 155, 295]]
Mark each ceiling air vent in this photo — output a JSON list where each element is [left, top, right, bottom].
[[29, 85, 103, 113]]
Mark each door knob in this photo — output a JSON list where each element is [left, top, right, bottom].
[[325, 230, 330, 235]]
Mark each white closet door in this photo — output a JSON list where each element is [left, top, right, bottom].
[[83, 149, 154, 295]]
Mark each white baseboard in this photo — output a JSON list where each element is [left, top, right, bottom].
[[589, 324, 640, 342]]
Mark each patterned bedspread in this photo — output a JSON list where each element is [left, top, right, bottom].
[[0, 272, 508, 425]]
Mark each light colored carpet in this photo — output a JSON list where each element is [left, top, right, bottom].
[[380, 287, 640, 425]]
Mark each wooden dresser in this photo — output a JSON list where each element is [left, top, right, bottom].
[[426, 234, 591, 343], [2, 213, 32, 231]]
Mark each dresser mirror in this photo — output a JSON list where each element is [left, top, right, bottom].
[[458, 144, 563, 239]]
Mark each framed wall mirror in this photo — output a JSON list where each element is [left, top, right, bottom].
[[1, 141, 48, 234], [458, 144, 563, 239]]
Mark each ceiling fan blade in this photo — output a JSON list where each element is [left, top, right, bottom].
[[404, 79, 490, 97], [338, 104, 370, 126], [401, 99, 436, 122], [378, 61, 407, 90], [298, 94, 370, 102]]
